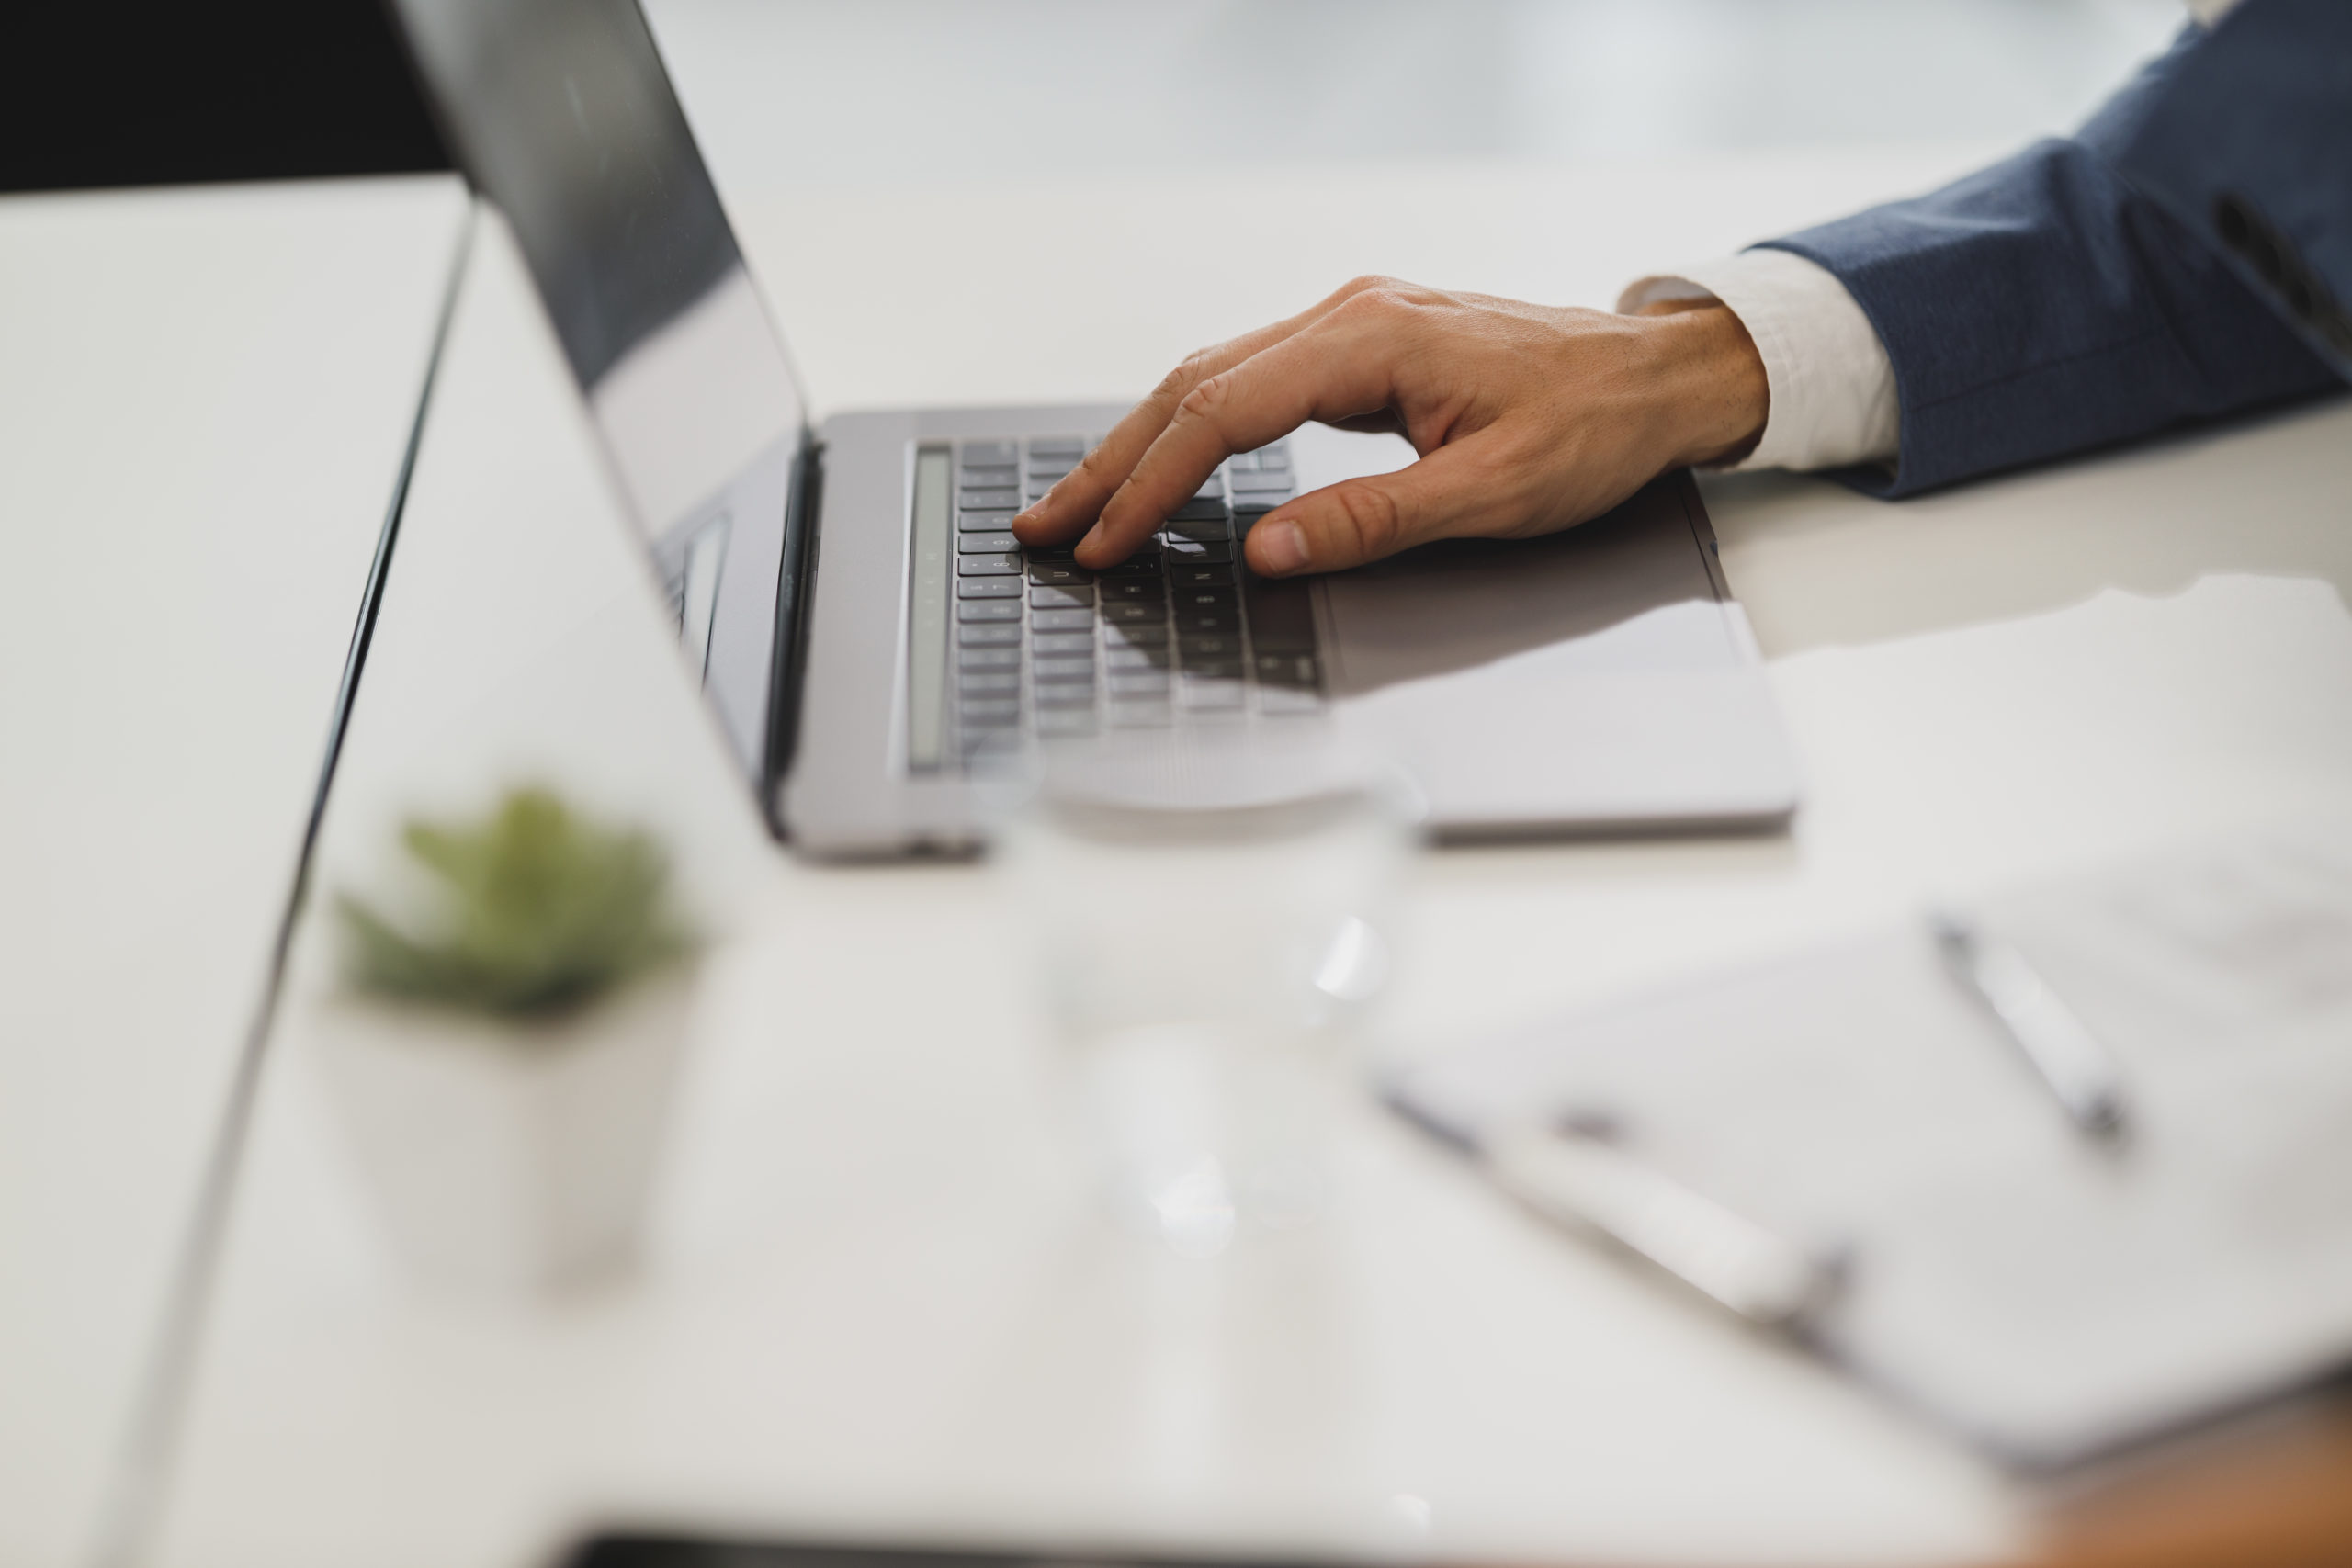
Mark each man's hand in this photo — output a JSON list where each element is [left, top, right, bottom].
[[1012, 276, 1769, 577]]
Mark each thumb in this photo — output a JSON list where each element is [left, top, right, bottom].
[[1242, 441, 1497, 576]]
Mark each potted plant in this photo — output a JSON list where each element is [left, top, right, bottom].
[[311, 786, 698, 1294]]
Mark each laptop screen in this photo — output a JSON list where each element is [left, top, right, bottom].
[[386, 0, 809, 542]]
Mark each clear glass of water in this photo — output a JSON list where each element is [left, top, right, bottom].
[[1001, 730, 1415, 1255]]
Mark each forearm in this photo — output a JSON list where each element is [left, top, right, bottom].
[[1765, 135, 2340, 498], [1629, 9, 2348, 500]]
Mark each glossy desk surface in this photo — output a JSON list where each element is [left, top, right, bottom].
[[128, 142, 2352, 1568], [0, 175, 469, 1567]]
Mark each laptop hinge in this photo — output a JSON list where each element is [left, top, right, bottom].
[[761, 434, 824, 835]]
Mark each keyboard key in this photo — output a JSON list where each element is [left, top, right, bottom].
[[959, 532, 1018, 554], [1243, 578, 1316, 653], [1027, 436, 1086, 460], [1032, 632, 1094, 656], [959, 468, 1017, 491], [1227, 451, 1261, 472], [1233, 491, 1289, 514], [1030, 584, 1095, 610], [1102, 601, 1166, 625], [960, 622, 1022, 646], [1168, 498, 1230, 523], [1170, 565, 1236, 587], [1231, 470, 1292, 493], [1104, 645, 1168, 671], [1027, 561, 1094, 587], [1163, 520, 1229, 543], [1174, 585, 1238, 608], [1103, 555, 1163, 578], [959, 671, 1022, 696], [1173, 611, 1240, 635], [1035, 708, 1097, 737], [1034, 656, 1096, 682], [962, 440, 1017, 466], [958, 647, 1022, 671], [1024, 543, 1077, 561], [1035, 682, 1095, 708], [1180, 659, 1244, 682], [957, 509, 1019, 532], [1191, 477, 1226, 501], [1102, 579, 1162, 603], [960, 698, 1022, 725], [1030, 607, 1095, 632], [1104, 620, 1169, 648], [1179, 634, 1242, 660], [1162, 538, 1230, 562], [1254, 447, 1292, 472], [1253, 651, 1320, 687], [957, 577, 1023, 599], [1107, 703, 1173, 728], [958, 599, 1022, 622], [958, 552, 1022, 576], [959, 487, 1021, 510], [1108, 673, 1170, 697]]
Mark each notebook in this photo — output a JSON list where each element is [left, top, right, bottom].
[[1386, 821, 2352, 1467]]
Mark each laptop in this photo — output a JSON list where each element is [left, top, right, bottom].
[[384, 0, 1801, 857]]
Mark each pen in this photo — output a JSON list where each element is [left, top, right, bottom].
[[1930, 910, 2131, 1139], [1483, 1121, 1838, 1331]]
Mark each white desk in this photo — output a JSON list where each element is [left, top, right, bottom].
[[144, 150, 2352, 1568], [0, 176, 469, 1567]]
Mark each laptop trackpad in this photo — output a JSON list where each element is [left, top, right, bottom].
[[1318, 479, 1740, 694], [1311, 479, 1792, 834]]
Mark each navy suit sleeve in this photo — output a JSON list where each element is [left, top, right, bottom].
[[1757, 26, 2343, 499]]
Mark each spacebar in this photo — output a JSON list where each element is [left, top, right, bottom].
[[1243, 572, 1317, 652]]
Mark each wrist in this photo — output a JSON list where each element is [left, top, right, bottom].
[[1639, 302, 1769, 468]]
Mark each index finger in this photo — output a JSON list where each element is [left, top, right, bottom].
[[1012, 278, 1385, 551], [1075, 310, 1403, 569], [1010, 325, 1292, 550]]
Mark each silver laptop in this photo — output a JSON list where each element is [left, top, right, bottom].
[[386, 0, 1800, 857]]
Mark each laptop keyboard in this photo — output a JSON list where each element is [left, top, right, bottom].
[[944, 434, 1320, 761]]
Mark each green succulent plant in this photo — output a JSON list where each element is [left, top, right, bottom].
[[335, 787, 692, 1021]]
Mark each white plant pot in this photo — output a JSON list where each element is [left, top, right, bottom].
[[308, 966, 695, 1295]]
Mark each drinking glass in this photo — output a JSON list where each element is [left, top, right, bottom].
[[1001, 731, 1414, 1254]]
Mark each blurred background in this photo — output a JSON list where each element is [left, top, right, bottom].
[[1, 0, 2186, 196]]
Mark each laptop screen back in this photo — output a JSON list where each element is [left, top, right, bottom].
[[385, 0, 808, 542], [385, 0, 815, 795]]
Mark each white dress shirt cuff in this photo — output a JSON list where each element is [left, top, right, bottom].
[[1618, 248, 1900, 473]]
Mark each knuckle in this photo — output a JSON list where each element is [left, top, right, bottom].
[[1158, 347, 1218, 400], [1327, 483, 1404, 558], [1340, 273, 1401, 299], [1071, 443, 1120, 490], [1330, 283, 1423, 327], [1174, 374, 1232, 424]]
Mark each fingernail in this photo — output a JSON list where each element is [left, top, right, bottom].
[[1255, 519, 1308, 574]]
